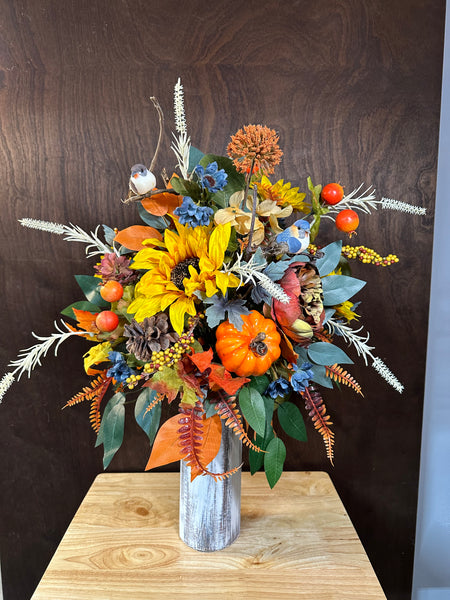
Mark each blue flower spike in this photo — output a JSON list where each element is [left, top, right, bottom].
[[195, 161, 228, 192]]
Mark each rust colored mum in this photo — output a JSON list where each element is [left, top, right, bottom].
[[227, 124, 283, 175]]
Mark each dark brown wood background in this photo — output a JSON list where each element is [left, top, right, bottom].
[[0, 1, 444, 598]]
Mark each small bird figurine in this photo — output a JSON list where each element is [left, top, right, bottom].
[[275, 219, 310, 254], [129, 164, 157, 196]]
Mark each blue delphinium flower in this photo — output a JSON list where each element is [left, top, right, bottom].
[[174, 196, 214, 228], [290, 361, 314, 392], [107, 351, 134, 383], [195, 161, 228, 192], [265, 377, 291, 399]]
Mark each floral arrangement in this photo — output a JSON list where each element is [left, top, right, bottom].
[[1, 80, 426, 487]]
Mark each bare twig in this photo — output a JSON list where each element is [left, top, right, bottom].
[[244, 185, 259, 259], [121, 187, 180, 205], [149, 96, 164, 173]]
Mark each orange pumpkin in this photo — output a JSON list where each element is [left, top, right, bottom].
[[215, 310, 281, 377]]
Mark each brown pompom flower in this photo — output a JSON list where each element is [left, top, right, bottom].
[[227, 124, 283, 175]]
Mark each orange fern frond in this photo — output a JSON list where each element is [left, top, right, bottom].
[[301, 385, 335, 465], [144, 391, 165, 415], [64, 372, 112, 434], [214, 394, 265, 453], [325, 364, 364, 396], [178, 402, 242, 481]]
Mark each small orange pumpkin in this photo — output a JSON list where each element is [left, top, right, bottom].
[[215, 310, 281, 377]]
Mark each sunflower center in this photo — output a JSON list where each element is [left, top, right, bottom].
[[170, 257, 200, 290]]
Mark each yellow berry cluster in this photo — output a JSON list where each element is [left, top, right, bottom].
[[125, 332, 195, 390], [342, 245, 399, 266]]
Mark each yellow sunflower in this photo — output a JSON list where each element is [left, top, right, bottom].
[[127, 221, 240, 334], [258, 176, 310, 213]]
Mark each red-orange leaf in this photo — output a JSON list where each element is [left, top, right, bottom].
[[189, 414, 222, 480], [189, 348, 214, 373], [145, 413, 183, 471], [72, 308, 99, 333], [114, 225, 162, 251], [142, 192, 181, 216], [209, 364, 250, 395]]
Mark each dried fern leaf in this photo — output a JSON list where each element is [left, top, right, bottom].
[[214, 394, 265, 453], [64, 372, 112, 434], [325, 363, 364, 396], [178, 402, 242, 480], [301, 385, 335, 465]]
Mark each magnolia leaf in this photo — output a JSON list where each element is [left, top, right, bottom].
[[137, 203, 168, 229], [239, 387, 266, 437], [114, 225, 162, 251], [315, 241, 343, 276], [311, 364, 334, 389], [277, 402, 307, 441], [264, 437, 286, 488], [322, 274, 366, 306], [249, 375, 270, 396], [249, 433, 266, 474], [75, 275, 109, 307], [95, 392, 125, 469], [134, 388, 162, 446], [61, 301, 101, 319], [308, 341, 353, 365]]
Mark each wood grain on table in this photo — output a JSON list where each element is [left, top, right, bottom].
[[31, 471, 386, 599]]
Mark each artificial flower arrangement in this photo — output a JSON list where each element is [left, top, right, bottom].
[[1, 80, 426, 488]]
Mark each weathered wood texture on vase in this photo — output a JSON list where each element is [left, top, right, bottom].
[[31, 472, 386, 600], [0, 1, 444, 599]]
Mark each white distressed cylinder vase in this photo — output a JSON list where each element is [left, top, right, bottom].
[[179, 424, 242, 551]]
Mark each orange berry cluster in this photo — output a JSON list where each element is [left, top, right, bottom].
[[342, 245, 399, 266]]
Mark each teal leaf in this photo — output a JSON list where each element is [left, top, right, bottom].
[[322, 275, 366, 306], [61, 301, 101, 319], [315, 241, 343, 276], [264, 437, 286, 488], [137, 203, 169, 230], [249, 375, 270, 396], [311, 364, 334, 389], [95, 392, 125, 469], [134, 388, 162, 446], [277, 402, 307, 441], [239, 387, 266, 437], [74, 275, 109, 307], [307, 341, 353, 365], [102, 225, 116, 246], [204, 295, 250, 330], [323, 308, 336, 324], [188, 146, 205, 172]]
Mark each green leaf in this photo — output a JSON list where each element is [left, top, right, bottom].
[[315, 241, 343, 276], [169, 176, 203, 201], [61, 301, 101, 319], [322, 275, 366, 306], [188, 146, 205, 172], [307, 341, 353, 365], [249, 433, 265, 474], [95, 392, 125, 469], [277, 402, 307, 441], [249, 375, 270, 396], [134, 388, 162, 446], [264, 437, 286, 488], [239, 387, 266, 437], [74, 275, 109, 307], [137, 203, 169, 230]]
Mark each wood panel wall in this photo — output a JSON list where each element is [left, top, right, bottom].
[[0, 1, 444, 599]]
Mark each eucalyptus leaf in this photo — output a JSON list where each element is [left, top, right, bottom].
[[95, 392, 126, 469], [239, 387, 266, 437], [102, 224, 116, 246], [322, 275, 366, 306], [307, 341, 353, 365], [134, 388, 162, 446], [137, 203, 169, 230], [249, 433, 266, 474], [188, 146, 205, 172], [249, 375, 270, 396], [264, 437, 286, 488], [277, 402, 307, 441], [311, 364, 334, 389], [61, 301, 101, 319], [74, 275, 109, 307], [315, 241, 343, 276]]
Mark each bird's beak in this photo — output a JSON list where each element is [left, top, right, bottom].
[[133, 173, 139, 179]]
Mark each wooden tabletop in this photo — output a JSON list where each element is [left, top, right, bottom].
[[31, 471, 386, 599]]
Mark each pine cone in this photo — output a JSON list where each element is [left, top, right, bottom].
[[124, 314, 179, 361]]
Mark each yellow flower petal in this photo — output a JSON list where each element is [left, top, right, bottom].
[[208, 223, 231, 269], [170, 296, 196, 334], [83, 342, 112, 375]]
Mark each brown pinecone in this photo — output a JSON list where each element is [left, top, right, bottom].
[[124, 314, 179, 361]]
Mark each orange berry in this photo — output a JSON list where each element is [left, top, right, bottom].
[[95, 311, 119, 332], [322, 183, 344, 205], [335, 209, 359, 233], [100, 281, 124, 303]]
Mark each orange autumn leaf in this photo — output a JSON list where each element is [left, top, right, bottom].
[[72, 308, 99, 333], [114, 225, 162, 251], [145, 412, 222, 473], [208, 364, 250, 396], [189, 348, 214, 373], [141, 173, 181, 216]]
